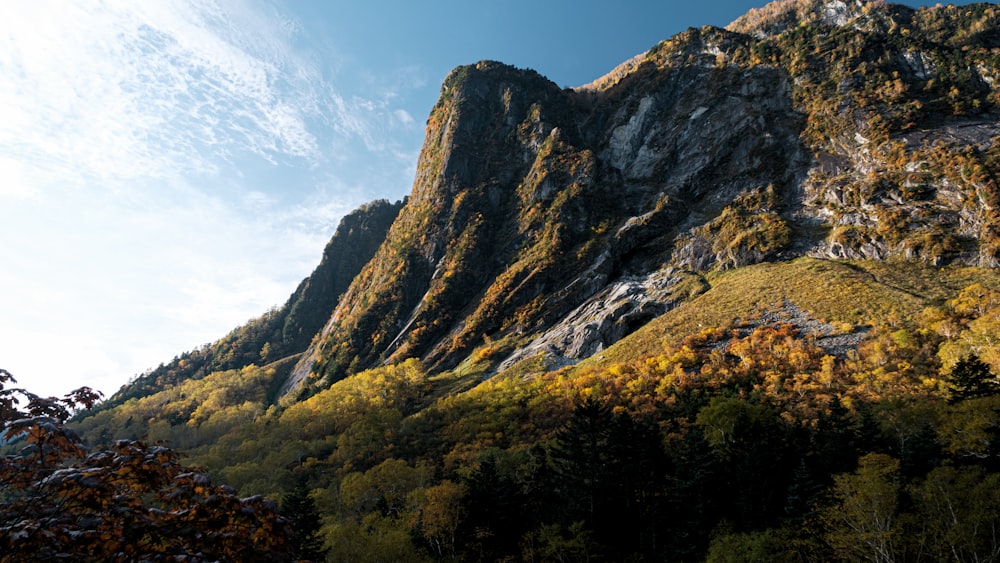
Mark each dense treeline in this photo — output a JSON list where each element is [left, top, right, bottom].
[[21, 1, 1000, 560], [66, 262, 1000, 561]]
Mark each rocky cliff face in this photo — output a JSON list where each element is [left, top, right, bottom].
[[281, 0, 1000, 393], [294, 46, 811, 387], [91, 1, 1000, 406], [496, 267, 708, 373], [284, 1, 1000, 392]]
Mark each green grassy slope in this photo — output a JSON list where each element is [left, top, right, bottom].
[[588, 258, 1000, 368]]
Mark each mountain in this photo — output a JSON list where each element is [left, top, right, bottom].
[[99, 0, 1000, 406], [98, 198, 403, 409], [67, 1, 1000, 561], [289, 0, 1000, 394]]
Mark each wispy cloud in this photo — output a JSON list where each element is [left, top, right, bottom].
[[0, 0, 332, 188], [0, 0, 425, 398]]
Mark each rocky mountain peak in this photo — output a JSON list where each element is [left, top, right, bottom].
[[727, 0, 886, 38], [282, 1, 1000, 392], [95, 1, 1000, 405]]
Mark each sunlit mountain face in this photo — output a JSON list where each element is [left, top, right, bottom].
[[7, 1, 1000, 561]]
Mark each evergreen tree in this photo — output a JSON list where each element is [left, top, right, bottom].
[[666, 427, 722, 560], [547, 399, 671, 559], [549, 398, 614, 525], [460, 454, 527, 561], [280, 479, 328, 562], [948, 353, 1000, 403], [784, 458, 823, 524]]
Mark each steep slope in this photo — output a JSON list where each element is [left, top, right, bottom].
[[303, 63, 594, 386], [66, 2, 1000, 561], [69, 257, 1000, 561], [294, 1, 1000, 392], [101, 199, 403, 408], [301, 47, 811, 388]]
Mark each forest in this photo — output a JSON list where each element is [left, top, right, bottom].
[[21, 260, 994, 561], [6, 1, 1000, 561]]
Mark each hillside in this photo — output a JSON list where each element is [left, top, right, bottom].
[[57, 1, 1000, 561], [71, 257, 1000, 560], [287, 0, 1000, 397]]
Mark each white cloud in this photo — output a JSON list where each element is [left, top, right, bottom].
[[0, 0, 425, 400], [0, 0, 329, 187], [0, 0, 425, 202], [394, 109, 416, 127], [0, 158, 40, 200], [0, 0, 426, 192]]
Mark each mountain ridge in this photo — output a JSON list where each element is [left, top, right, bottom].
[[290, 1, 1000, 393], [95, 0, 1000, 406], [62, 2, 1000, 560], [98, 198, 404, 410]]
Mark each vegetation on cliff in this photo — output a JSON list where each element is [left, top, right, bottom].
[[7, 1, 1000, 560], [68, 259, 1000, 561]]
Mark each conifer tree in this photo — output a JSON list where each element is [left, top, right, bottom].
[[947, 353, 1000, 403], [280, 479, 328, 562]]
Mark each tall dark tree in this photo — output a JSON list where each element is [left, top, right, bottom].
[[784, 458, 824, 524], [665, 427, 723, 560], [695, 396, 792, 530], [459, 454, 527, 561], [280, 479, 328, 562], [948, 354, 1000, 403], [604, 409, 668, 558], [810, 397, 862, 477], [548, 398, 669, 559], [549, 398, 614, 525]]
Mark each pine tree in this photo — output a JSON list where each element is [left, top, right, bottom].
[[280, 479, 328, 562], [947, 353, 1000, 403], [549, 398, 613, 525]]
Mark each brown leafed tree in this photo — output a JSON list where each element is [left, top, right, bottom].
[[0, 368, 295, 562]]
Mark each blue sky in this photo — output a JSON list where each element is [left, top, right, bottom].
[[0, 0, 977, 399]]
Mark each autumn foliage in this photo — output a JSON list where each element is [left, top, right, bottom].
[[30, 0, 1000, 559], [0, 368, 294, 562]]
